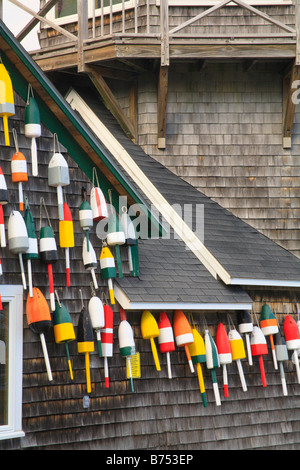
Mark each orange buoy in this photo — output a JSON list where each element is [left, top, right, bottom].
[[11, 129, 28, 211], [26, 287, 53, 381], [173, 310, 194, 373]]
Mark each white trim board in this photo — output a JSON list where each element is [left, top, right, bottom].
[[113, 282, 252, 311], [65, 88, 300, 289]]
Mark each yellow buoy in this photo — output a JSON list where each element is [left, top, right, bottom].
[[141, 310, 161, 371], [0, 62, 15, 146]]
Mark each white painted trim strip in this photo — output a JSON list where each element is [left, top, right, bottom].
[[230, 278, 300, 287], [65, 88, 232, 284], [113, 281, 252, 310]]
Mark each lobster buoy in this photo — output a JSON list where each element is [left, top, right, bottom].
[[59, 202, 74, 286], [215, 322, 232, 398], [260, 303, 279, 370], [101, 304, 114, 388], [251, 326, 268, 387], [90, 185, 108, 222], [205, 328, 221, 406], [238, 310, 253, 366], [48, 148, 70, 221], [120, 208, 137, 276], [53, 294, 75, 380], [23, 199, 38, 297], [118, 308, 135, 392], [0, 205, 5, 249], [100, 245, 116, 304], [141, 310, 161, 371], [188, 328, 207, 407], [88, 292, 104, 357], [39, 225, 58, 312], [275, 332, 289, 396], [284, 314, 300, 383], [77, 293, 94, 394], [228, 327, 247, 392], [8, 210, 29, 289], [24, 89, 41, 176], [79, 199, 93, 252], [173, 310, 194, 373], [0, 62, 15, 146], [11, 151, 28, 212], [82, 237, 98, 290], [107, 209, 125, 278], [158, 312, 175, 379], [26, 287, 52, 381]]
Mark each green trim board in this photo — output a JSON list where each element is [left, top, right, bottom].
[[0, 20, 163, 236]]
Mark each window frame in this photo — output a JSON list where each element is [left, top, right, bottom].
[[47, 0, 135, 26], [0, 285, 24, 441]]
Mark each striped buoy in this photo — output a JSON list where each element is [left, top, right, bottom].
[[205, 328, 221, 406], [88, 292, 105, 357], [228, 327, 247, 392], [78, 294, 94, 394], [0, 205, 5, 248], [275, 332, 288, 396], [173, 310, 194, 373], [120, 207, 137, 276], [141, 310, 161, 371], [90, 186, 108, 222], [82, 237, 98, 290], [0, 62, 15, 146], [284, 314, 300, 383], [59, 202, 74, 286], [238, 310, 253, 366], [79, 198, 93, 252], [53, 294, 75, 380], [216, 322, 232, 398], [118, 308, 135, 392], [100, 245, 116, 304], [101, 304, 114, 388], [158, 312, 175, 379], [188, 328, 207, 407], [24, 87, 41, 176], [251, 326, 268, 387], [23, 199, 38, 297], [39, 225, 57, 311], [26, 287, 52, 381], [260, 303, 279, 370], [48, 145, 70, 221], [11, 145, 28, 215], [8, 210, 29, 289]]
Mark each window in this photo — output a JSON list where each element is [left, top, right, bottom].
[[0, 286, 24, 441], [53, 0, 134, 22]]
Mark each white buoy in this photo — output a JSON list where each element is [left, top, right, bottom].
[[82, 237, 98, 289], [8, 210, 29, 289], [48, 135, 70, 221]]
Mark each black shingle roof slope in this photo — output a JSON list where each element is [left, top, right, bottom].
[[67, 85, 299, 298]]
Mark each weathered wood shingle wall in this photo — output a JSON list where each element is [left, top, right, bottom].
[[130, 61, 300, 258]]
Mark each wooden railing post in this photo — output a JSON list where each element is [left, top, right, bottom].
[[158, 0, 169, 149], [160, 0, 169, 67], [77, 0, 88, 72]]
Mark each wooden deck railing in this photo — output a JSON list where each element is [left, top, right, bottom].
[[5, 0, 300, 68]]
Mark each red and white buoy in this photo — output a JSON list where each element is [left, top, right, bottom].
[[101, 304, 114, 388], [158, 312, 175, 379], [284, 314, 300, 383], [251, 326, 268, 387], [8, 210, 29, 289], [215, 322, 232, 398]]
